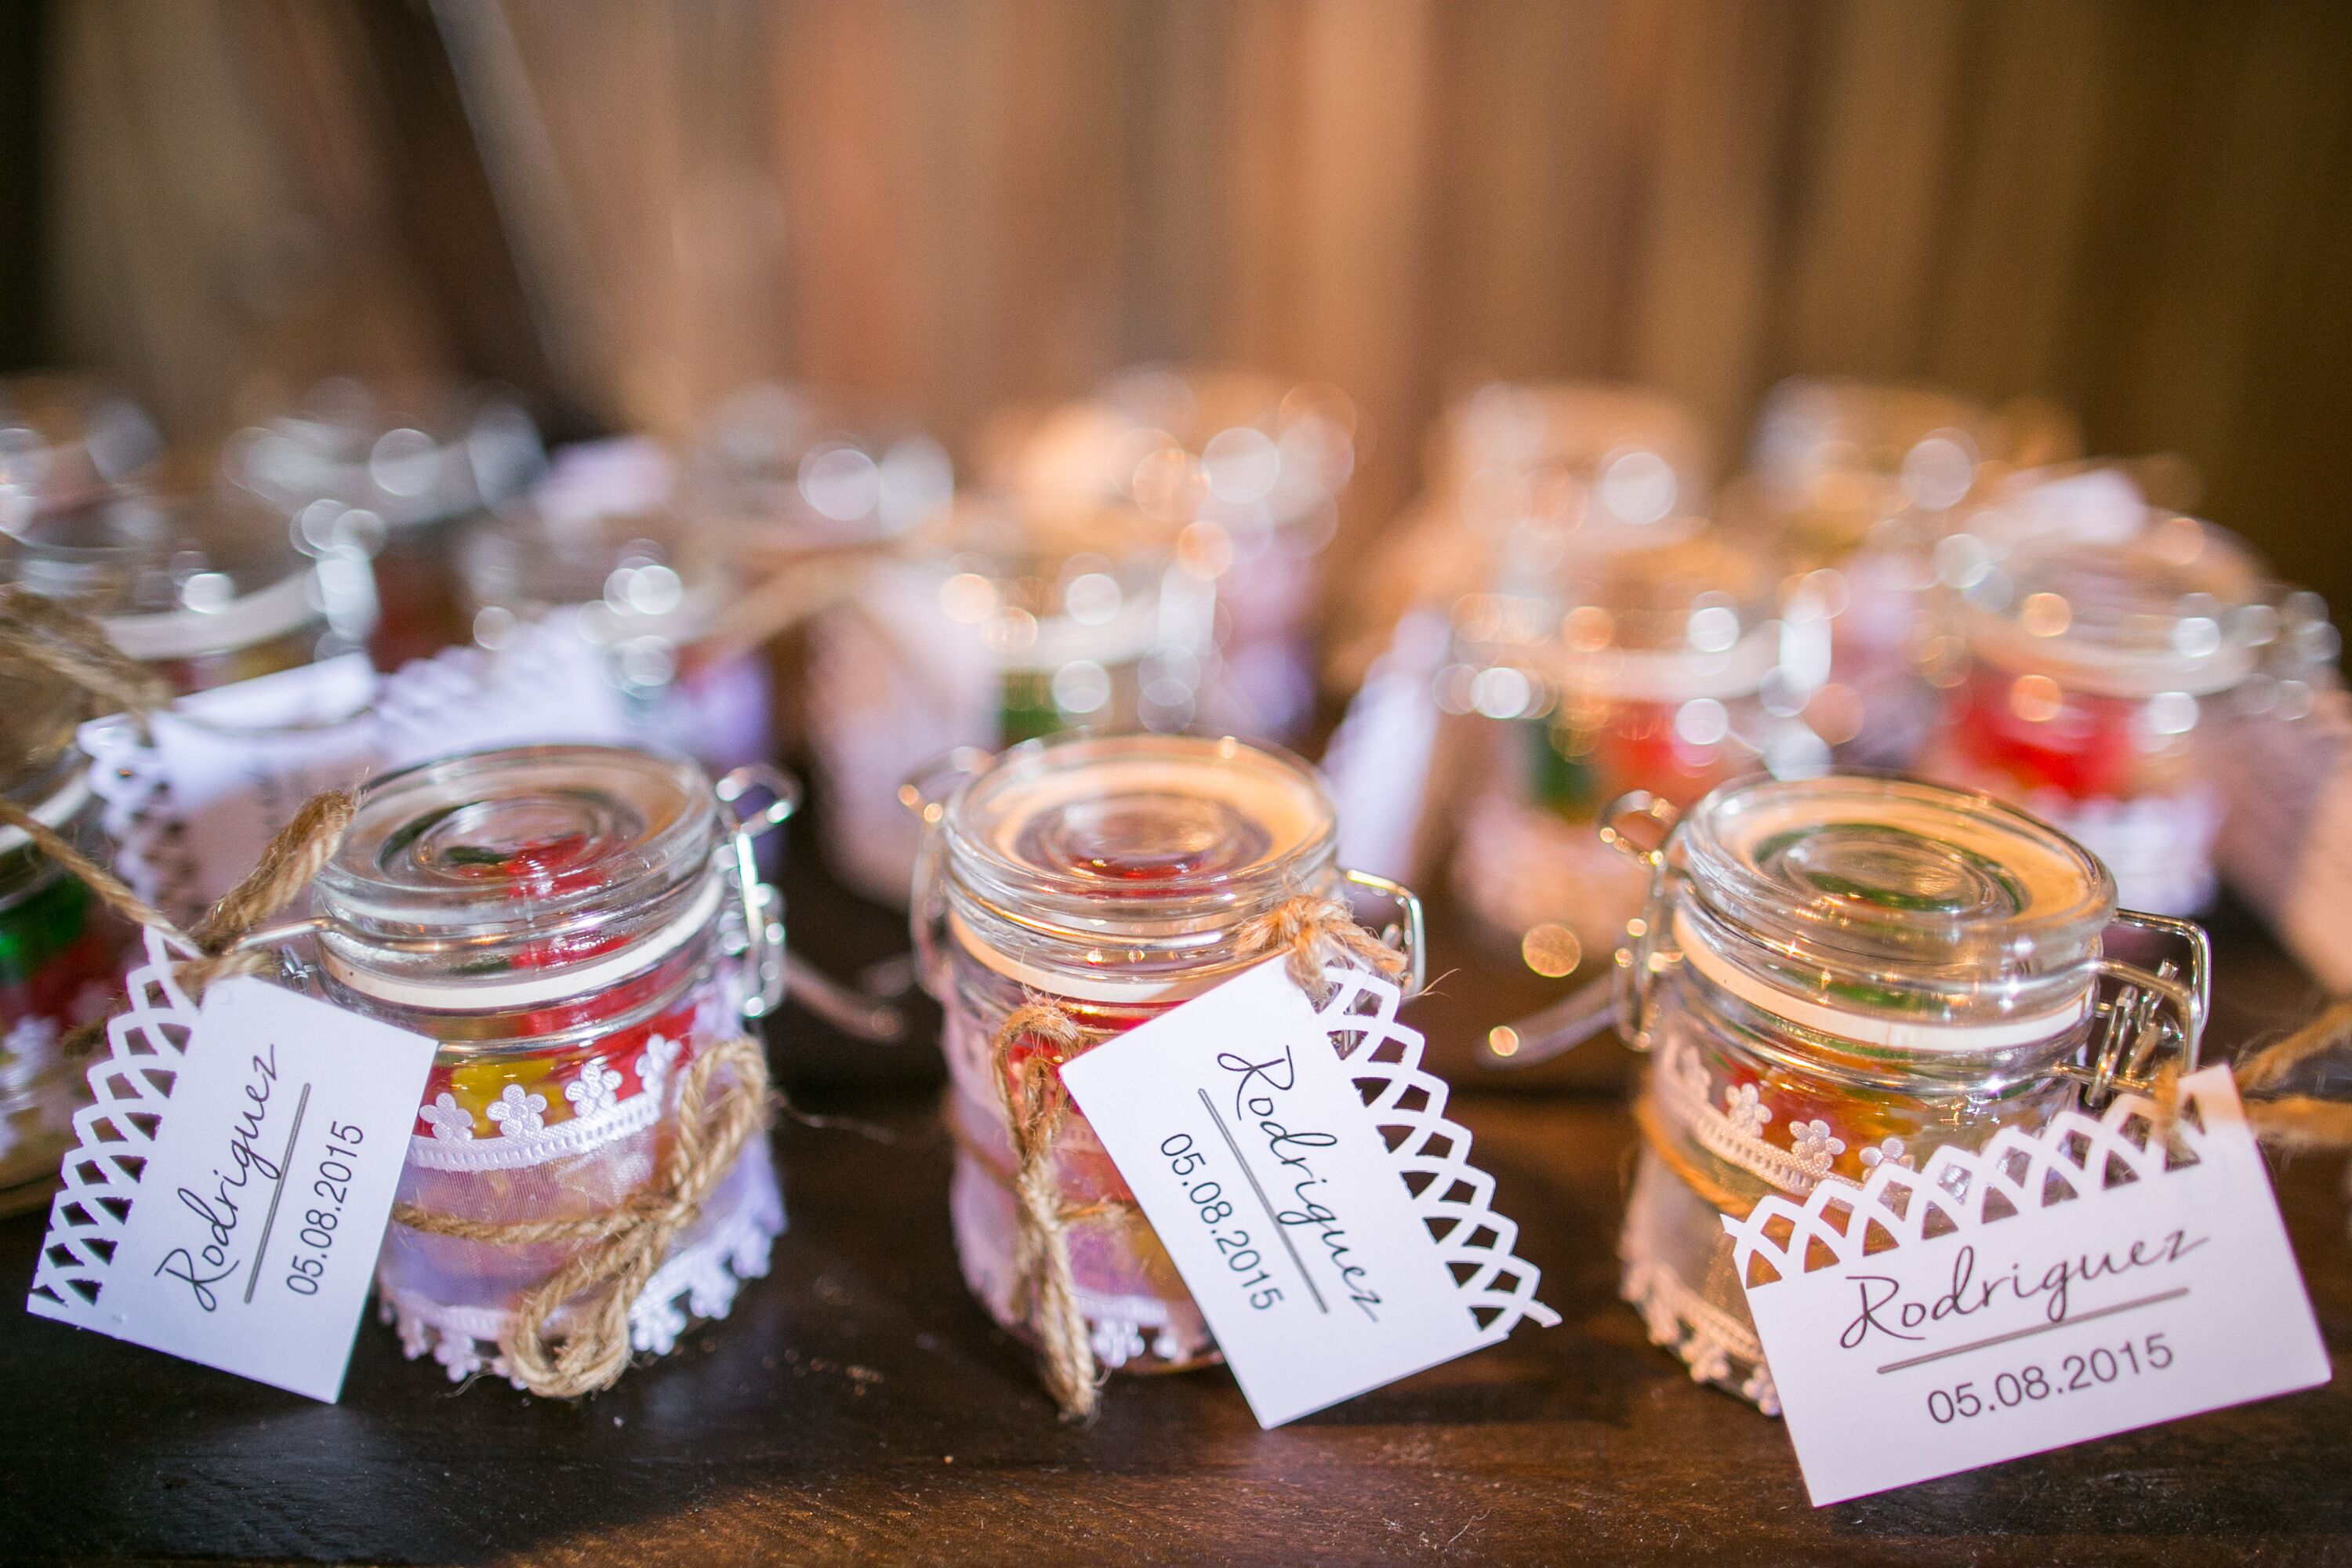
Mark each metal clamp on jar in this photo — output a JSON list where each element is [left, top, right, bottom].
[[273, 744, 796, 1386], [1606, 772, 2206, 1410], [902, 731, 1422, 1382]]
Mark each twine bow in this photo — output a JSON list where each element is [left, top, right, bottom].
[[1232, 894, 1406, 1000], [984, 895, 1406, 1422], [2148, 1000, 2352, 1153], [393, 1035, 773, 1399]]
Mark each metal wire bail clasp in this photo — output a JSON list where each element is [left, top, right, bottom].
[[716, 764, 800, 1021], [1599, 790, 1682, 1053], [2063, 909, 2211, 1109], [1341, 868, 1427, 998]]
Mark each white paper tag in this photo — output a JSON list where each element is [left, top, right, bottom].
[[1726, 1066, 2329, 1506], [27, 932, 437, 1401], [1058, 958, 1556, 1426]]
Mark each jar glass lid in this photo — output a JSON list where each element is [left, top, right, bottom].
[[1953, 517, 2272, 697], [2, 488, 372, 665], [224, 379, 543, 533], [317, 744, 717, 946], [461, 501, 735, 648], [1546, 532, 1780, 702], [691, 382, 953, 549], [1675, 774, 2115, 1047], [943, 731, 1334, 938]]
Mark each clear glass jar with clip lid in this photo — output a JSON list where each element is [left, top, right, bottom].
[[0, 653, 130, 1200], [1610, 772, 2208, 1410], [1918, 514, 2336, 915], [905, 731, 1423, 1377], [1446, 527, 1824, 982], [293, 742, 793, 1384], [224, 379, 544, 670]]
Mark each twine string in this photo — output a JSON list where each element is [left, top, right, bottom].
[[0, 584, 172, 735], [987, 996, 1102, 1424], [982, 895, 1404, 1421], [393, 1036, 772, 1399]]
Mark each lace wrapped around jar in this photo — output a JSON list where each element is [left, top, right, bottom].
[[0, 655, 129, 1203], [1612, 773, 2207, 1411], [811, 494, 1194, 906], [1444, 526, 1824, 982], [905, 731, 1421, 1413], [223, 378, 544, 670], [303, 744, 791, 1388], [1917, 512, 2336, 915]]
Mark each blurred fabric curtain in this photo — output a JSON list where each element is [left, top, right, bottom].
[[41, 0, 2352, 611]]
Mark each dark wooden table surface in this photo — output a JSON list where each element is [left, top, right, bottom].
[[5, 820, 2350, 1566]]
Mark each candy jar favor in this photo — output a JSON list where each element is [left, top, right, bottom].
[[1444, 527, 1823, 982], [1917, 514, 2335, 915], [0, 655, 128, 1203], [224, 379, 544, 670], [992, 368, 1354, 742], [1730, 379, 2001, 766], [459, 496, 773, 775], [2, 483, 379, 696], [1615, 773, 2207, 1410], [808, 495, 1192, 906], [907, 732, 1420, 1401], [306, 743, 790, 1386]]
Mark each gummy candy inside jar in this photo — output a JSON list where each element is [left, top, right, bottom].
[[0, 659, 129, 1199], [1619, 773, 2205, 1410], [310, 744, 788, 1385], [223, 379, 544, 670], [1446, 526, 1820, 978], [912, 731, 1412, 1375], [810, 493, 1189, 907], [1918, 513, 2335, 916], [0, 483, 379, 695]]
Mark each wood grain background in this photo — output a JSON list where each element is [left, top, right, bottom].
[[38, 0, 2352, 620]]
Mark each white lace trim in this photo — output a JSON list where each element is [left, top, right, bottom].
[[1620, 1253, 1780, 1417], [1074, 1287, 1217, 1371], [405, 1082, 664, 1173], [378, 1158, 786, 1387], [1653, 1034, 1837, 1196]]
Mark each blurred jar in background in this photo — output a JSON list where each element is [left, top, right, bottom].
[[0, 377, 163, 536], [1728, 379, 2009, 768], [224, 379, 543, 670], [459, 486, 770, 777], [1323, 382, 1711, 891], [1443, 522, 1825, 980], [989, 367, 1352, 743], [2, 481, 378, 695], [1916, 510, 2336, 915], [686, 383, 953, 757], [808, 494, 1191, 906]]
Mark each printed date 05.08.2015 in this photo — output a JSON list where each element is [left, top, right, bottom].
[[1923, 1333, 2174, 1424], [1160, 1132, 1283, 1309], [284, 1121, 367, 1299]]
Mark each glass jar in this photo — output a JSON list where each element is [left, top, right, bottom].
[[908, 731, 1421, 1376], [808, 494, 1191, 906], [0, 658, 129, 1202], [1733, 379, 1998, 766], [307, 743, 790, 1384], [1615, 773, 2207, 1410], [1918, 513, 2335, 915], [224, 379, 545, 670], [459, 496, 773, 776], [1, 484, 379, 695], [688, 381, 953, 557], [0, 376, 163, 532], [992, 368, 1354, 742], [1444, 528, 1823, 981]]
